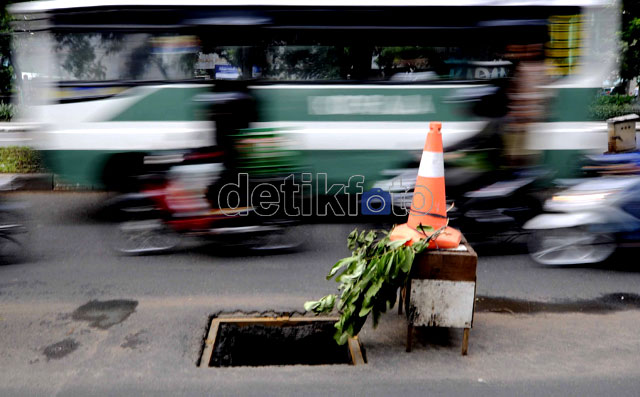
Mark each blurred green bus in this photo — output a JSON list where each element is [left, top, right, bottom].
[[9, 0, 619, 189]]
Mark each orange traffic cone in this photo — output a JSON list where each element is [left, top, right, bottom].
[[390, 122, 461, 249]]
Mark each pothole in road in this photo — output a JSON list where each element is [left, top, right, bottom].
[[72, 299, 138, 329], [43, 338, 79, 360], [198, 316, 366, 367]]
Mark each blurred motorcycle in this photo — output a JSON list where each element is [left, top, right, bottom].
[[111, 156, 300, 254], [524, 175, 640, 265]]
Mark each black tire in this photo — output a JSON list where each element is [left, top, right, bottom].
[[113, 219, 181, 255], [528, 228, 616, 266]]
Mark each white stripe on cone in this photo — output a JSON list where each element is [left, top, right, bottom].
[[417, 151, 444, 178]]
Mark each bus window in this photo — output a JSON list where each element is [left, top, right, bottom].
[[371, 46, 445, 81], [52, 33, 200, 81], [196, 44, 347, 81], [12, 31, 56, 106], [370, 46, 512, 82], [264, 45, 343, 81], [195, 46, 261, 80]]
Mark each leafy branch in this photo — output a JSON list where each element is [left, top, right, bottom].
[[304, 224, 443, 344]]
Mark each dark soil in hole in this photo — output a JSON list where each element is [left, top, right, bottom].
[[210, 321, 352, 367]]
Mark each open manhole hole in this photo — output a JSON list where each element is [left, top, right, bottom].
[[199, 316, 366, 367]]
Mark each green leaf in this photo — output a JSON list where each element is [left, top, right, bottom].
[[345, 323, 355, 337], [417, 224, 434, 233], [304, 294, 336, 313], [335, 331, 350, 345], [392, 249, 404, 279], [347, 229, 359, 250], [336, 258, 367, 283], [387, 238, 409, 249], [303, 300, 320, 312], [318, 294, 336, 312], [364, 230, 376, 244], [385, 251, 395, 275], [327, 256, 357, 280], [359, 264, 376, 285], [358, 305, 372, 317], [412, 239, 429, 254], [400, 247, 414, 273], [375, 236, 390, 249], [357, 231, 366, 244], [376, 253, 389, 276], [352, 259, 367, 278], [365, 278, 384, 299]]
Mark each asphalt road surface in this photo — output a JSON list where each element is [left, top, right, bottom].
[[1, 192, 639, 396]]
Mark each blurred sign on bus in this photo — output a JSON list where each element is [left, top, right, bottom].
[[215, 65, 240, 80]]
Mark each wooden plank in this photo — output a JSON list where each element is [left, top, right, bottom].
[[411, 240, 477, 281], [199, 319, 221, 368], [411, 254, 477, 281], [215, 316, 338, 327], [348, 336, 366, 365], [461, 328, 470, 356]]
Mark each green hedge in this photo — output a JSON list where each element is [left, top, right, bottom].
[[0, 146, 42, 173], [589, 95, 640, 120], [0, 103, 14, 122], [594, 94, 636, 106]]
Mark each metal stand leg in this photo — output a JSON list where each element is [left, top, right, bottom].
[[406, 323, 413, 352]]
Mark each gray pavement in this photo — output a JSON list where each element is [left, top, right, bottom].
[[1, 192, 640, 396]]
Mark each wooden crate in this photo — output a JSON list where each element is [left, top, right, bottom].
[[401, 238, 478, 355]]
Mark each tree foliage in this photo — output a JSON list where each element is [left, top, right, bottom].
[[620, 0, 640, 82], [0, 5, 14, 98]]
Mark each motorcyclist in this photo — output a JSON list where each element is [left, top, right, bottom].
[[200, 80, 257, 209]]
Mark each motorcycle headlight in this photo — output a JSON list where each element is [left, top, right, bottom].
[[551, 191, 615, 203]]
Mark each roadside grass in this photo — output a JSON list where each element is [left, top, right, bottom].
[[0, 146, 43, 173]]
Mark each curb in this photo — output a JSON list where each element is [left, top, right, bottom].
[[1, 173, 104, 191], [3, 173, 54, 191]]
